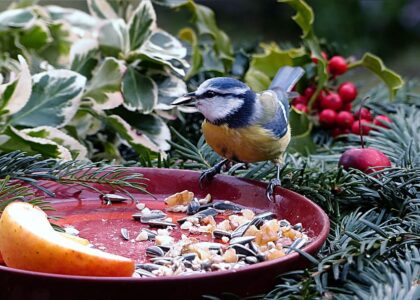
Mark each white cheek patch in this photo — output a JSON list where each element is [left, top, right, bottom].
[[197, 96, 244, 122]]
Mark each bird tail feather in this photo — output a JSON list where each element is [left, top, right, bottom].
[[269, 66, 305, 93]]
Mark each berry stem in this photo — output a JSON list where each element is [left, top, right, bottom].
[[358, 96, 370, 149]]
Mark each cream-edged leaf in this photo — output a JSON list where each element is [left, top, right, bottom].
[[0, 126, 72, 160], [84, 57, 126, 110], [98, 19, 129, 57], [87, 0, 119, 20], [10, 69, 86, 128], [0, 55, 32, 115], [70, 39, 99, 80], [21, 126, 88, 159]]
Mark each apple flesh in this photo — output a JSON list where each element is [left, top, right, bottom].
[[339, 147, 391, 173], [0, 201, 135, 277]]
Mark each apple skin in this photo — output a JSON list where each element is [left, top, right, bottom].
[[0, 202, 135, 277], [339, 147, 391, 173]]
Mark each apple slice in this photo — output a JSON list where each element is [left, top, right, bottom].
[[0, 201, 135, 277]]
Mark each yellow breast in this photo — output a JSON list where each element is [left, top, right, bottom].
[[202, 121, 290, 163]]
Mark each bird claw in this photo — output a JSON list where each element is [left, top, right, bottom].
[[266, 178, 281, 202]]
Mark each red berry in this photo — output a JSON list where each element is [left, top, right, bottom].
[[304, 86, 316, 99], [338, 82, 358, 102], [320, 93, 343, 111], [373, 115, 392, 128], [319, 109, 337, 127], [332, 127, 351, 138], [338, 147, 391, 173], [336, 111, 355, 128], [294, 103, 308, 113], [292, 95, 308, 106], [354, 108, 373, 121], [342, 102, 352, 111], [351, 120, 372, 135], [328, 56, 348, 76]]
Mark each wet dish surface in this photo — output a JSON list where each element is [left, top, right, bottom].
[[0, 168, 329, 299]]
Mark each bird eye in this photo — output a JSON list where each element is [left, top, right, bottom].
[[205, 91, 216, 98]]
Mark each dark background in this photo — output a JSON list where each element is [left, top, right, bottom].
[[1, 0, 419, 77]]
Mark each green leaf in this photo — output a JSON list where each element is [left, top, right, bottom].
[[10, 69, 86, 128], [278, 0, 314, 39], [0, 8, 35, 31], [350, 53, 404, 100], [244, 69, 271, 92], [19, 21, 51, 50], [128, 0, 156, 50], [21, 126, 88, 159], [288, 108, 316, 155], [179, 27, 202, 79], [152, 0, 189, 8], [70, 39, 99, 80], [84, 57, 125, 110], [0, 55, 32, 115], [245, 44, 309, 91], [122, 66, 157, 113], [87, 0, 119, 20], [98, 19, 129, 57], [0, 126, 72, 159], [45, 5, 98, 35], [187, 2, 233, 64]]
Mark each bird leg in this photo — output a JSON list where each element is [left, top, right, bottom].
[[199, 159, 229, 188], [266, 163, 282, 202]]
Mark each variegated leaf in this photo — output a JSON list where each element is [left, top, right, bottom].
[[21, 126, 88, 159], [0, 8, 35, 31], [150, 71, 187, 110], [19, 20, 51, 50], [45, 5, 98, 37], [129, 30, 189, 76], [70, 39, 99, 80], [0, 126, 72, 160], [84, 57, 126, 110], [68, 110, 102, 139], [105, 114, 161, 154], [0, 55, 32, 115], [122, 66, 157, 113], [98, 19, 129, 57], [87, 0, 119, 20], [128, 0, 156, 50], [10, 69, 86, 128]]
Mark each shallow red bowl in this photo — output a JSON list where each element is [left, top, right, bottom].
[[0, 168, 329, 300]]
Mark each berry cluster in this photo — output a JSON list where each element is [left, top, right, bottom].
[[292, 53, 391, 137]]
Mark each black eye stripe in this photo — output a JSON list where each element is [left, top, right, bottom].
[[197, 91, 243, 99]]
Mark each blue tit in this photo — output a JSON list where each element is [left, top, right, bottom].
[[172, 66, 304, 201]]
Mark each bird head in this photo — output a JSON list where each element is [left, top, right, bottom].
[[172, 77, 257, 128]]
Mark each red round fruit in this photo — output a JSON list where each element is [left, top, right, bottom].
[[338, 147, 391, 173], [328, 56, 348, 76], [319, 109, 337, 127], [304, 86, 316, 99], [338, 82, 358, 102], [354, 107, 373, 121], [292, 95, 308, 106], [336, 111, 355, 128], [351, 120, 372, 135], [373, 115, 392, 128], [342, 102, 352, 111], [320, 93, 343, 111], [294, 103, 308, 113]]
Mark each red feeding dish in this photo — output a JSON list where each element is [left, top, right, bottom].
[[0, 168, 329, 300]]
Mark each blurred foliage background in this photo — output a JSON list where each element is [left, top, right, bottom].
[[2, 0, 418, 78]]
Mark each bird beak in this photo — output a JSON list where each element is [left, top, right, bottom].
[[172, 92, 197, 106]]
